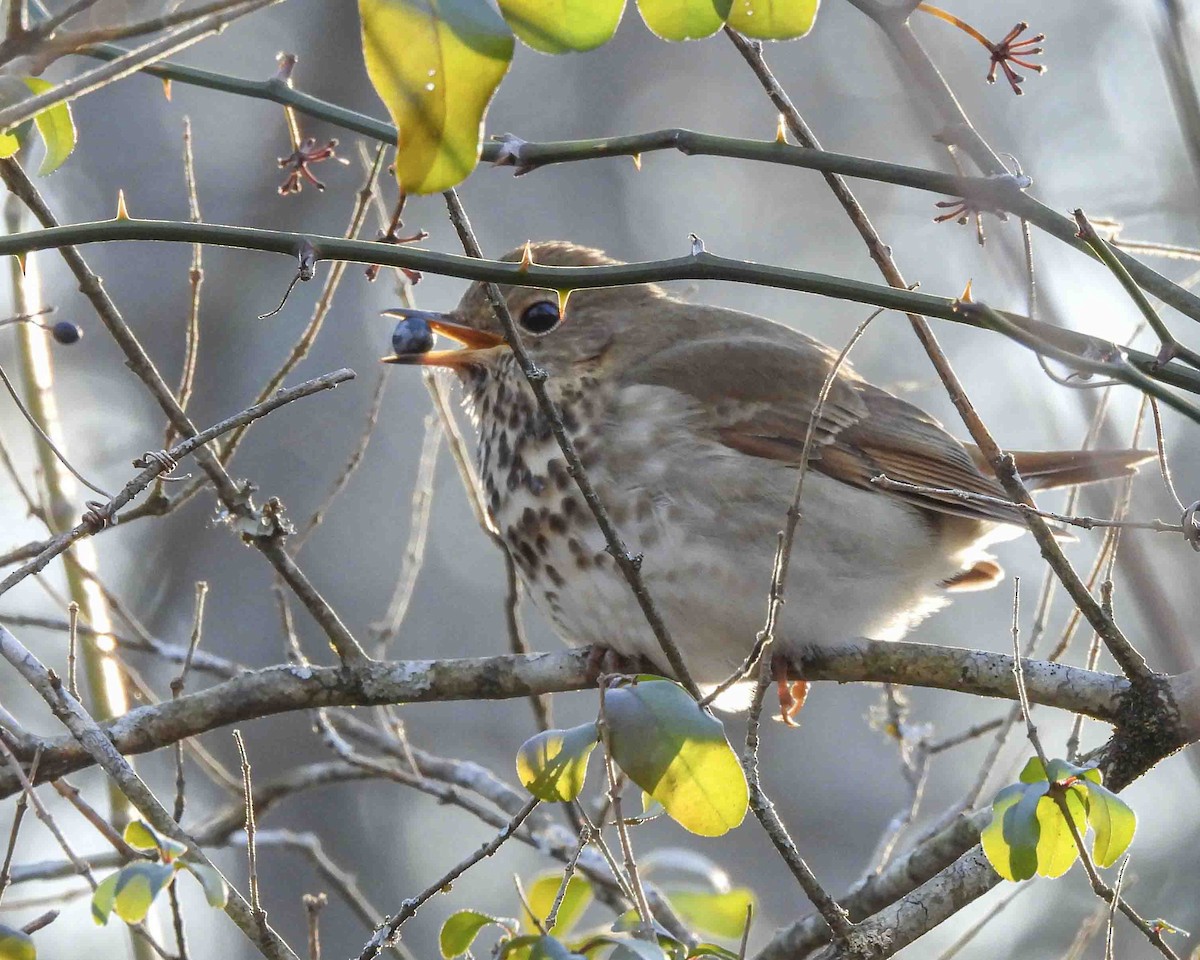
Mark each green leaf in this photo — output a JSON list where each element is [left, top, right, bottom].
[[983, 778, 1090, 881], [111, 862, 177, 924], [1018, 757, 1047, 783], [20, 78, 75, 176], [517, 723, 599, 803], [1080, 766, 1104, 786], [1043, 758, 1101, 785], [91, 872, 120, 925], [666, 888, 754, 939], [1084, 782, 1137, 868], [498, 0, 625, 53], [1008, 781, 1050, 853], [359, 0, 514, 194], [636, 0, 732, 40], [179, 860, 229, 908], [726, 0, 819, 39], [0, 130, 19, 159], [440, 911, 519, 959], [497, 934, 543, 960], [521, 874, 592, 935], [981, 783, 1037, 881], [123, 820, 188, 862], [530, 936, 584, 960], [605, 679, 748, 837], [640, 848, 730, 892], [0, 924, 36, 960]]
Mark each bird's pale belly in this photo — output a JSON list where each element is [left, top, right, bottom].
[[483, 413, 972, 687]]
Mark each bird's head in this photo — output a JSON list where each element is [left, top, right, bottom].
[[381, 241, 667, 377]]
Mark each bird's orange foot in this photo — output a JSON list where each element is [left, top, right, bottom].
[[584, 645, 643, 683], [771, 652, 809, 726]]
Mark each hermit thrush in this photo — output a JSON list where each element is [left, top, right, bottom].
[[384, 242, 1148, 707]]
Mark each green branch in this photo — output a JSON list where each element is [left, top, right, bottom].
[[74, 39, 1200, 332], [2, 213, 1197, 418]]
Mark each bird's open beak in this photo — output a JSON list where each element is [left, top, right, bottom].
[[379, 308, 508, 367]]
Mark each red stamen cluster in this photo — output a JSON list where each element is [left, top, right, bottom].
[[365, 228, 429, 284], [933, 198, 992, 245], [988, 22, 1045, 95], [278, 137, 340, 195]]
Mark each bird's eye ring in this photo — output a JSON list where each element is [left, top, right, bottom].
[[518, 300, 561, 336]]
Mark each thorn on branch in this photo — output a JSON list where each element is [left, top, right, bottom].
[[490, 132, 537, 176], [274, 51, 298, 85]]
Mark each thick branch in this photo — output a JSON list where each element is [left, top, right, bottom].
[[0, 641, 1137, 797]]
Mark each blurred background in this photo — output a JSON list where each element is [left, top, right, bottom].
[[1, 0, 1198, 957]]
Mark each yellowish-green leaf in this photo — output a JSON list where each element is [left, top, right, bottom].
[[21, 78, 75, 176], [0, 131, 18, 159], [498, 0, 625, 53], [521, 874, 592, 935], [516, 723, 598, 802], [981, 783, 1036, 881], [1034, 785, 1087, 879], [982, 778, 1090, 882], [1085, 782, 1136, 868], [179, 860, 229, 908], [530, 936, 584, 960], [0, 924, 36, 960], [111, 862, 176, 924], [123, 820, 188, 861], [667, 888, 755, 939], [606, 679, 747, 837], [91, 872, 120, 925], [123, 820, 162, 853], [359, 0, 514, 194], [496, 934, 542, 960], [726, 0, 819, 40], [440, 911, 519, 959], [636, 0, 732, 40]]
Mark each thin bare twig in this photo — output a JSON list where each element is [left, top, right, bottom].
[[0, 747, 40, 904], [868, 475, 1180, 534], [232, 730, 267, 930], [0, 361, 111, 498], [355, 797, 539, 960], [164, 115, 205, 452]]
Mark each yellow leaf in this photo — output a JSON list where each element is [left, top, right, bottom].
[[359, 0, 514, 194], [498, 0, 625, 53], [727, 0, 820, 40]]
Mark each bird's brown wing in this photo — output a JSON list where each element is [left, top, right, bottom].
[[622, 334, 1023, 525]]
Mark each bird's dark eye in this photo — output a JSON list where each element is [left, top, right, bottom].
[[518, 300, 561, 335]]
